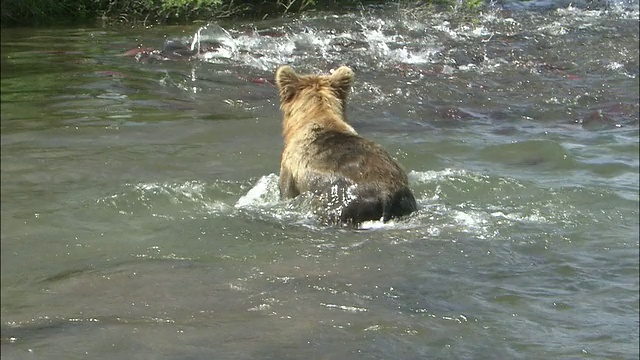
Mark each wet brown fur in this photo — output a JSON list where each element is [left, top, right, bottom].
[[275, 65, 417, 226]]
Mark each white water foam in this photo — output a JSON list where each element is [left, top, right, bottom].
[[235, 174, 280, 208], [161, 3, 637, 87], [232, 170, 512, 233], [98, 168, 575, 238], [99, 181, 232, 219], [409, 168, 492, 184]]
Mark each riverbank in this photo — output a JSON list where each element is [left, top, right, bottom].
[[0, 0, 484, 27]]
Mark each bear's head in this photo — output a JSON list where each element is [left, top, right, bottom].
[[275, 66, 354, 120]]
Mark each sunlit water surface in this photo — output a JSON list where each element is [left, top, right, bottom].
[[1, 1, 638, 359]]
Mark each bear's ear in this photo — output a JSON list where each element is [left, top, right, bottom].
[[330, 66, 354, 98], [276, 66, 299, 102]]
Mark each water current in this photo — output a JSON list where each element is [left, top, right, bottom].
[[1, 1, 639, 358]]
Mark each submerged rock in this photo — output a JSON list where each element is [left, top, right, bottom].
[[580, 110, 616, 130]]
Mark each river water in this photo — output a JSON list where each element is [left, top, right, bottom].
[[1, 1, 638, 359]]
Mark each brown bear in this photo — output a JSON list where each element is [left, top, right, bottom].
[[275, 65, 417, 226]]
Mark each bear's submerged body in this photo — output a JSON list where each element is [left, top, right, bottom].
[[275, 66, 417, 227]]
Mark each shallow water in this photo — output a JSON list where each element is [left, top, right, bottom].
[[1, 1, 639, 359]]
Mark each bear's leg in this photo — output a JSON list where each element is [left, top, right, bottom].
[[382, 188, 418, 222], [278, 165, 299, 199]]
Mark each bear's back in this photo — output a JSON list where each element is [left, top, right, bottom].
[[306, 130, 409, 189]]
